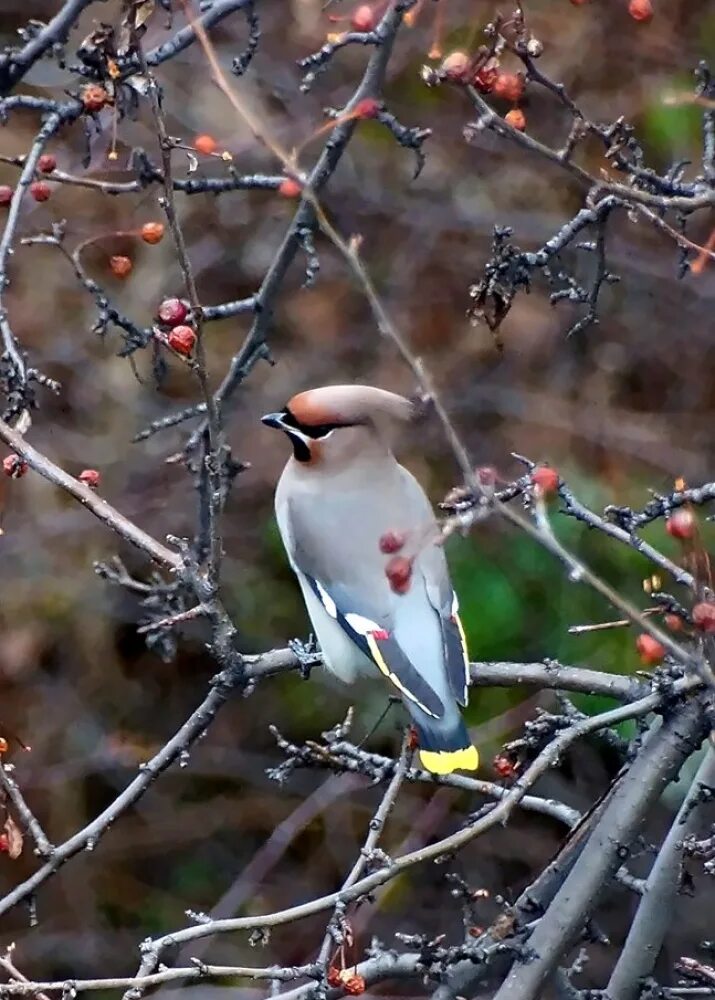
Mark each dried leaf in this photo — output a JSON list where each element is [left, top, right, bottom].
[[133, 0, 156, 30], [3, 815, 23, 859], [186, 152, 199, 175]]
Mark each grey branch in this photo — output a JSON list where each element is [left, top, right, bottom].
[[491, 699, 708, 1000], [605, 744, 715, 1000]]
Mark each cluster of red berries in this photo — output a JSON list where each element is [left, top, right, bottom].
[[379, 530, 413, 594], [438, 53, 528, 131], [107, 223, 165, 280], [156, 297, 196, 357], [636, 601, 715, 664]]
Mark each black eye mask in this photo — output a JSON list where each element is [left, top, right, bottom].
[[282, 409, 352, 440]]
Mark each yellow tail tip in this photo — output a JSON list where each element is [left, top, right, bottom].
[[419, 745, 479, 775]]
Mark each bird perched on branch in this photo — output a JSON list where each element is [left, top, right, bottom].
[[262, 384, 478, 775]]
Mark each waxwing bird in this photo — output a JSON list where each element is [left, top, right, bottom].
[[262, 385, 478, 775]]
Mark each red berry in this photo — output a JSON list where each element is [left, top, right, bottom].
[[493, 754, 518, 778], [350, 4, 375, 31], [379, 530, 406, 554], [473, 64, 499, 93], [3, 454, 28, 479], [385, 555, 413, 594], [0, 834, 8, 853], [353, 98, 380, 120], [141, 221, 165, 245], [194, 134, 218, 155], [339, 972, 366, 996], [38, 154, 56, 174], [476, 466, 497, 487], [531, 465, 559, 495], [0, 737, 8, 754], [569, 0, 589, 5], [0, 185, 13, 207], [440, 51, 470, 82], [493, 73, 524, 103], [110, 255, 132, 278], [81, 84, 109, 112], [278, 177, 302, 198], [635, 633, 666, 665], [664, 613, 683, 632], [505, 108, 526, 131], [692, 602, 715, 634], [666, 509, 695, 541], [158, 297, 189, 327], [79, 468, 100, 488], [30, 181, 51, 202], [628, 0, 653, 21], [326, 969, 342, 988], [167, 325, 196, 356]]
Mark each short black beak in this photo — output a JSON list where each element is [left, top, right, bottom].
[[261, 412, 285, 430]]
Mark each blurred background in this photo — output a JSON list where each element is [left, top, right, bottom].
[[0, 0, 714, 994]]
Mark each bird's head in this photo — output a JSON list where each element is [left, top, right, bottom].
[[261, 384, 414, 467]]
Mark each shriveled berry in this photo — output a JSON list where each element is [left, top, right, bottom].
[[81, 84, 109, 112], [379, 530, 406, 554], [30, 181, 51, 202], [79, 468, 100, 488], [194, 134, 218, 155], [158, 297, 189, 327], [477, 465, 497, 487], [505, 108, 526, 131], [440, 51, 470, 82], [473, 63, 499, 93], [666, 509, 695, 540], [692, 602, 715, 634], [350, 4, 375, 31], [628, 0, 653, 21], [110, 255, 132, 278], [326, 969, 342, 988], [3, 454, 28, 478], [493, 754, 518, 778], [0, 185, 13, 207], [664, 613, 683, 632], [339, 972, 366, 996], [167, 324, 196, 356], [38, 154, 57, 174], [353, 97, 380, 119], [385, 555, 413, 594], [531, 465, 559, 495], [141, 221, 165, 245], [278, 177, 302, 198], [493, 73, 524, 103], [635, 633, 666, 665]]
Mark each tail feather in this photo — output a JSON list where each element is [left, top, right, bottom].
[[412, 714, 479, 775]]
